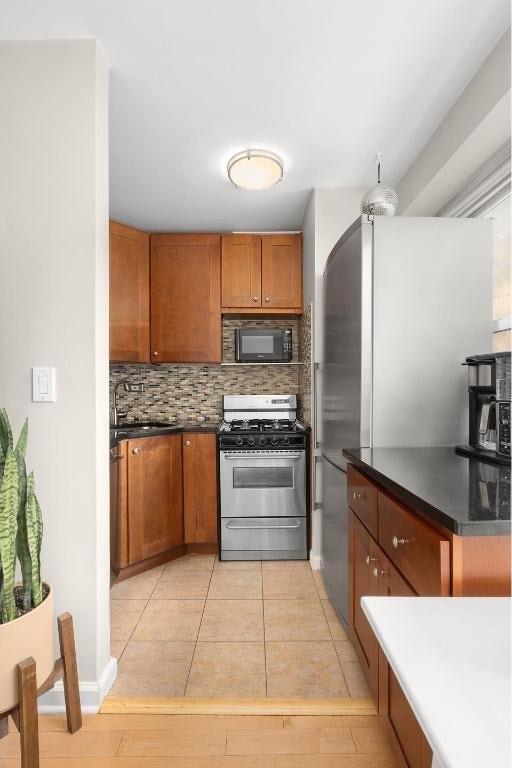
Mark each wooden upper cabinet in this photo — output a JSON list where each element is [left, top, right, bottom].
[[127, 435, 183, 564], [221, 233, 302, 313], [261, 234, 302, 310], [221, 235, 261, 308], [182, 433, 218, 544], [109, 221, 150, 362], [151, 234, 221, 363]]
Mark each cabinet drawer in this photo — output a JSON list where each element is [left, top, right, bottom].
[[378, 491, 450, 596], [347, 465, 378, 538]]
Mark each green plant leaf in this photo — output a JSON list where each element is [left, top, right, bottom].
[[26, 473, 43, 607], [0, 449, 19, 622], [15, 452, 32, 609], [0, 409, 13, 456], [15, 419, 28, 458]]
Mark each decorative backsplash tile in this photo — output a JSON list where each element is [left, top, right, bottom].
[[298, 304, 312, 425], [110, 314, 312, 426]]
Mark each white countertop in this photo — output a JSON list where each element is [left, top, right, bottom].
[[361, 597, 511, 768]]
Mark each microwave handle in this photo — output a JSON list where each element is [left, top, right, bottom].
[[479, 400, 495, 434]]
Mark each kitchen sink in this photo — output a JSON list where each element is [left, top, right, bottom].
[[109, 422, 182, 442]]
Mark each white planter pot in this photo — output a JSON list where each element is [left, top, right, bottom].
[[0, 585, 54, 714]]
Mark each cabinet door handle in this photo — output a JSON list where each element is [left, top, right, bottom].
[[353, 490, 365, 500], [392, 536, 407, 549], [373, 567, 386, 578], [365, 554, 376, 566], [132, 448, 140, 454], [184, 440, 191, 446], [252, 296, 259, 302], [153, 351, 159, 357], [265, 297, 270, 302]]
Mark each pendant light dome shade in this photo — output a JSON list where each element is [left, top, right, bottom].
[[227, 149, 283, 190], [361, 153, 398, 216]]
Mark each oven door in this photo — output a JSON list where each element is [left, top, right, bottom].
[[220, 450, 306, 518]]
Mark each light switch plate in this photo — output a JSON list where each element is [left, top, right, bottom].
[[32, 367, 56, 402]]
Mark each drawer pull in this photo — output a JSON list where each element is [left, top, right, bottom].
[[392, 536, 408, 549], [365, 554, 376, 566], [132, 448, 140, 454], [352, 490, 365, 500], [373, 567, 386, 578]]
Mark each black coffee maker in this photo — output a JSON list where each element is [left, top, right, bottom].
[[456, 352, 511, 465]]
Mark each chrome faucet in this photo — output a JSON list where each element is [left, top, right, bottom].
[[111, 379, 145, 426]]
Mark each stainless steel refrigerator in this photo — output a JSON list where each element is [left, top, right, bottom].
[[320, 214, 492, 625]]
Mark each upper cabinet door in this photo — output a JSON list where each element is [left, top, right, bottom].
[[151, 234, 221, 363], [221, 234, 262, 308], [109, 221, 150, 362], [261, 234, 302, 310]]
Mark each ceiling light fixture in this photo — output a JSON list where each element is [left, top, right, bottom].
[[227, 149, 284, 191]]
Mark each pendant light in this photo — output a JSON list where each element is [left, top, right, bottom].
[[361, 153, 399, 216]]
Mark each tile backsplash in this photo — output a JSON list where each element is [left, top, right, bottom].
[[110, 313, 312, 426]]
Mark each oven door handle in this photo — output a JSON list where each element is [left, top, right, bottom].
[[222, 454, 302, 460], [225, 520, 302, 530]]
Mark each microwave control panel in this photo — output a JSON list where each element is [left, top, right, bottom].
[[497, 401, 511, 457]]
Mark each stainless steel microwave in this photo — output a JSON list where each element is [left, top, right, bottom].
[[235, 328, 292, 363]]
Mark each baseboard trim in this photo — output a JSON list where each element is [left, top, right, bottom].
[[38, 656, 117, 715], [309, 553, 322, 571], [100, 696, 376, 716]]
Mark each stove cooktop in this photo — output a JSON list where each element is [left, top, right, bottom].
[[225, 418, 303, 433], [218, 418, 307, 449]]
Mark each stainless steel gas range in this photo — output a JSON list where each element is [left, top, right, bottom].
[[218, 394, 308, 561]]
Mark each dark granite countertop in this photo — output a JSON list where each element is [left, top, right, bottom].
[[342, 447, 511, 537], [110, 422, 219, 448]]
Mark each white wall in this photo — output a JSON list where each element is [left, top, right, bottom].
[[397, 30, 511, 215], [301, 187, 367, 566], [0, 40, 112, 712]]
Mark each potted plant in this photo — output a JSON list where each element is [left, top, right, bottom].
[[0, 409, 54, 714]]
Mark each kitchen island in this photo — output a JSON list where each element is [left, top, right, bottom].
[[343, 447, 510, 536], [342, 447, 511, 768]]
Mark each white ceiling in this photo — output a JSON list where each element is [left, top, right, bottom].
[[1, 1, 509, 231]]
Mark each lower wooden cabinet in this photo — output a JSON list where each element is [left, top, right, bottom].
[[384, 668, 433, 768], [348, 460, 511, 768], [111, 432, 219, 577], [127, 435, 184, 564], [349, 512, 380, 702], [182, 433, 218, 544]]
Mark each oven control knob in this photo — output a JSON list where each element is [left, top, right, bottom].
[[282, 437, 290, 446], [247, 437, 255, 446], [235, 437, 243, 446], [259, 437, 267, 446], [271, 437, 279, 446]]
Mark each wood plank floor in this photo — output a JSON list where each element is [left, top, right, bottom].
[[0, 713, 399, 767]]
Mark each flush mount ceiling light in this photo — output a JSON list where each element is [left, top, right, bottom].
[[227, 149, 284, 190]]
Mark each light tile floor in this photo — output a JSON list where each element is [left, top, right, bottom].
[[109, 555, 371, 699]]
